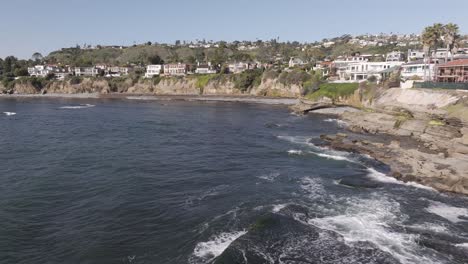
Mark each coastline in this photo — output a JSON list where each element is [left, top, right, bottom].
[[0, 93, 299, 105]]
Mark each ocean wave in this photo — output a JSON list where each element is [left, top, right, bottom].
[[272, 204, 288, 213], [425, 200, 468, 223], [308, 195, 441, 264], [366, 168, 436, 191], [455, 243, 468, 248], [257, 172, 280, 182], [324, 118, 348, 127], [191, 231, 247, 262], [287, 149, 303, 155], [59, 104, 95, 109], [313, 152, 354, 162], [3, 112, 16, 116]]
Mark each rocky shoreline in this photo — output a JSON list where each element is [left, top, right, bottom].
[[300, 88, 468, 195]]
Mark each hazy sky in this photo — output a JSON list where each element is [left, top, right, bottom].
[[1, 0, 468, 59]]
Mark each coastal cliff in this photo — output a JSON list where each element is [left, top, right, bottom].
[[4, 72, 304, 98]]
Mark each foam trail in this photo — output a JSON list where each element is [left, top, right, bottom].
[[3, 112, 16, 116], [309, 196, 440, 264], [59, 104, 95, 109], [314, 152, 353, 162], [425, 201, 468, 223], [272, 204, 288, 213], [366, 168, 436, 191], [324, 118, 348, 127], [287, 149, 303, 155], [192, 231, 247, 261]]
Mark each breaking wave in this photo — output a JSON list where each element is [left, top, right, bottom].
[[425, 200, 468, 223], [59, 104, 95, 109], [191, 231, 247, 262], [366, 168, 436, 191], [308, 195, 440, 264], [324, 118, 348, 127], [287, 149, 303, 155], [3, 112, 16, 116]]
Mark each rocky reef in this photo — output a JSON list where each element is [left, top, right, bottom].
[[298, 87, 468, 195]]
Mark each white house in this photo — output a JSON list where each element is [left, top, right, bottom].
[[195, 62, 217, 74], [228, 62, 250, 74], [106, 67, 129, 77], [400, 60, 436, 81], [74, 67, 100, 77], [339, 61, 404, 81], [289, 57, 306, 68], [145, 65, 162, 78], [386, 51, 405, 62], [407, 49, 425, 62], [163, 63, 188, 76], [28, 65, 71, 80]]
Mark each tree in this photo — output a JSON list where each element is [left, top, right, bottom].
[[421, 24, 443, 80], [148, 55, 164, 65], [442, 23, 460, 61], [31, 52, 44, 61]]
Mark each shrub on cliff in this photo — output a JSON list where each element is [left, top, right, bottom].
[[233, 69, 263, 92], [306, 83, 359, 101], [69, 76, 83, 85]]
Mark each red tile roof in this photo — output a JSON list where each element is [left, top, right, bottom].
[[438, 59, 468, 67]]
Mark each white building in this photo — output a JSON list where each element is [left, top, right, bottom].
[[289, 57, 307, 68], [195, 62, 217, 74], [163, 63, 188, 76], [228, 62, 249, 74], [408, 49, 425, 62], [339, 61, 404, 81], [400, 60, 436, 81], [28, 65, 71, 80], [74, 67, 100, 77], [145, 65, 162, 78], [386, 51, 405, 62], [106, 67, 129, 77]]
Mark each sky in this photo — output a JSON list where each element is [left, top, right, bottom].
[[1, 0, 468, 59]]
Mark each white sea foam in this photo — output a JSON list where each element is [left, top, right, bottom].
[[309, 195, 440, 264], [192, 231, 247, 261], [314, 152, 353, 162], [407, 223, 449, 233], [287, 149, 303, 155], [3, 112, 16, 116], [258, 172, 281, 182], [272, 204, 288, 213], [59, 104, 95, 109], [324, 118, 348, 127], [366, 168, 436, 191], [456, 243, 468, 248], [425, 201, 468, 223]]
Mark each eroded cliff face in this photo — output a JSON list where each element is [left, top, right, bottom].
[[9, 76, 304, 97]]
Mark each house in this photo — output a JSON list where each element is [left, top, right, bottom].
[[28, 65, 71, 80], [106, 67, 129, 77], [163, 63, 188, 76], [407, 49, 425, 62], [339, 61, 404, 81], [195, 62, 217, 74], [386, 51, 405, 62], [228, 62, 249, 74], [400, 60, 436, 81], [289, 57, 307, 68], [28, 65, 51, 77], [432, 48, 452, 63], [145, 65, 162, 78], [74, 67, 100, 77], [436, 59, 468, 83]]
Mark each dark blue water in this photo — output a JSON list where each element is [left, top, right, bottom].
[[0, 98, 467, 264]]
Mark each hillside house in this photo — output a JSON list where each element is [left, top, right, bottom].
[[74, 67, 100, 77], [145, 65, 162, 78], [195, 62, 217, 74], [400, 60, 436, 81], [436, 59, 468, 83], [163, 63, 188, 76]]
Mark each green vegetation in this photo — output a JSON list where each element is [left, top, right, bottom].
[[428, 120, 445, 126], [306, 83, 359, 101], [232, 69, 263, 92], [249, 215, 278, 231]]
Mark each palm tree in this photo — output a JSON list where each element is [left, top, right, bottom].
[[442, 23, 460, 62], [421, 25, 441, 80]]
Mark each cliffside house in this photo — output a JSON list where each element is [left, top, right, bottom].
[[145, 65, 162, 78], [339, 61, 404, 81], [386, 51, 405, 62], [163, 63, 188, 76], [74, 67, 100, 77], [400, 60, 436, 81], [195, 62, 217, 74], [228, 62, 250, 74], [436, 59, 468, 83], [289, 57, 307, 68], [28, 65, 71, 80], [408, 49, 425, 62], [106, 67, 129, 77]]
